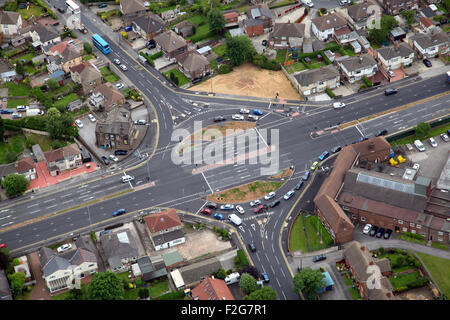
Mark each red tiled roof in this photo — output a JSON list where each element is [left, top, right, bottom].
[[144, 209, 182, 233], [335, 25, 352, 36], [224, 12, 238, 19], [420, 17, 434, 28], [191, 277, 235, 300], [49, 41, 69, 54], [15, 157, 35, 173], [43, 149, 64, 163]]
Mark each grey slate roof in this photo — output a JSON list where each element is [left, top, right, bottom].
[[38, 247, 57, 268], [244, 18, 264, 27], [69, 248, 97, 266], [32, 144, 46, 162], [95, 105, 131, 135], [311, 13, 347, 31], [32, 24, 59, 43], [0, 163, 17, 178], [0, 270, 12, 300], [377, 43, 414, 60], [294, 65, 340, 86], [162, 250, 184, 267], [100, 230, 138, 263], [338, 53, 377, 72], [271, 23, 305, 38], [42, 256, 71, 277], [152, 229, 185, 246], [0, 11, 20, 25], [312, 39, 325, 51], [133, 13, 166, 34], [179, 256, 221, 286], [411, 31, 449, 50]]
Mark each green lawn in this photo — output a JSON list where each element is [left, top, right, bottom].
[[186, 23, 214, 43], [53, 93, 79, 109], [431, 242, 449, 251], [389, 123, 450, 147], [18, 5, 45, 20], [377, 250, 419, 274], [213, 43, 227, 57], [285, 62, 307, 74], [0, 134, 27, 164], [187, 14, 208, 25], [3, 82, 31, 97], [83, 55, 94, 61], [415, 252, 450, 297], [148, 280, 169, 297], [341, 272, 353, 286], [306, 59, 326, 69], [163, 68, 190, 87], [210, 59, 218, 71], [17, 52, 35, 62], [389, 271, 426, 291], [289, 213, 334, 253], [100, 66, 120, 83], [398, 234, 428, 246], [348, 287, 361, 300], [276, 49, 287, 64], [7, 98, 28, 108]]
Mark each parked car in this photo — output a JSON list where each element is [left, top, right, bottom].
[[376, 129, 388, 137], [249, 199, 261, 207], [101, 156, 110, 165], [310, 161, 319, 170], [362, 223, 372, 235], [253, 109, 263, 116], [115, 150, 128, 156], [422, 59, 432, 68], [384, 88, 398, 96], [134, 119, 147, 125], [260, 272, 270, 283], [146, 40, 156, 49], [369, 226, 379, 237], [247, 114, 259, 121], [220, 204, 235, 210], [88, 114, 96, 122], [261, 40, 267, 47], [115, 83, 124, 89], [200, 208, 212, 215], [0, 109, 13, 114], [11, 113, 22, 119], [429, 137, 438, 148], [213, 213, 225, 220], [301, 0, 314, 7], [239, 108, 250, 114], [264, 192, 276, 200], [109, 154, 119, 162], [332, 102, 345, 109], [312, 254, 326, 263], [331, 146, 342, 153], [383, 229, 393, 239], [339, 0, 350, 5], [376, 228, 385, 238], [302, 171, 310, 181], [120, 64, 127, 71], [440, 133, 449, 142], [414, 139, 426, 152], [114, 59, 121, 65], [269, 199, 280, 208], [387, 69, 395, 77], [98, 3, 107, 8], [112, 208, 126, 217], [253, 204, 267, 214], [16, 105, 28, 112], [318, 151, 329, 161], [294, 181, 303, 190], [74, 119, 83, 128], [214, 116, 225, 122], [248, 243, 257, 252], [206, 202, 218, 209], [235, 205, 245, 215], [283, 190, 295, 200], [57, 243, 72, 253], [232, 114, 244, 120], [413, 163, 420, 171]]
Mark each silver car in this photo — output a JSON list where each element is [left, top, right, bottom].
[[264, 192, 275, 200], [249, 199, 261, 207], [236, 205, 245, 214]]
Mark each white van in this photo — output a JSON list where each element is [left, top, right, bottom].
[[414, 140, 425, 152], [121, 175, 135, 183], [225, 272, 241, 285], [228, 214, 242, 226]]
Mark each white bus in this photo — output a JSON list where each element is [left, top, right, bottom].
[[65, 0, 80, 15]]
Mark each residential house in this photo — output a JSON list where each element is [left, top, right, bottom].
[[243, 18, 264, 37], [100, 229, 139, 272], [120, 0, 147, 23], [29, 24, 61, 48], [161, 8, 180, 21], [1, 70, 16, 83], [346, 1, 381, 30], [15, 157, 37, 181], [176, 51, 211, 80], [60, 45, 82, 73], [89, 82, 126, 112], [178, 256, 222, 288], [144, 208, 186, 251], [0, 11, 22, 36], [191, 276, 235, 300], [381, 0, 418, 15], [38, 246, 97, 293], [223, 10, 239, 28], [153, 30, 188, 59], [131, 256, 167, 281], [420, 17, 435, 31], [174, 20, 194, 38], [0, 163, 18, 182], [268, 22, 305, 49], [376, 42, 414, 71], [132, 13, 166, 40], [294, 65, 341, 97], [0, 270, 12, 300], [337, 54, 378, 83], [409, 30, 450, 58], [95, 105, 135, 150], [66, 99, 83, 112], [311, 13, 348, 41], [246, 4, 275, 29], [43, 143, 82, 176], [70, 62, 103, 95]]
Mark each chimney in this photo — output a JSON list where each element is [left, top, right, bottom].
[[359, 56, 363, 64], [361, 246, 365, 251]]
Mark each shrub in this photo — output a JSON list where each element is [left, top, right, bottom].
[[90, 231, 97, 243], [134, 278, 145, 288], [13, 258, 20, 266], [325, 88, 335, 98], [138, 287, 149, 299], [404, 231, 424, 240], [362, 76, 372, 87], [236, 249, 249, 267], [150, 51, 163, 60], [218, 64, 232, 74]]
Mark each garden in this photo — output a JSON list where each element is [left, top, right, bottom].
[[289, 212, 334, 253], [415, 252, 450, 298], [99, 66, 120, 83], [163, 67, 190, 87]]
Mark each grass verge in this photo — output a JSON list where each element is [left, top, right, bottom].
[[415, 252, 450, 297]]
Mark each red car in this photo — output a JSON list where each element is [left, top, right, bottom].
[[253, 205, 267, 214], [0, 244, 6, 249], [200, 208, 212, 215]]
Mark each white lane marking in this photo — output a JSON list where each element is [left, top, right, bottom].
[[201, 171, 213, 194]]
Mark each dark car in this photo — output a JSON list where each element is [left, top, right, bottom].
[[447, 129, 450, 136], [101, 156, 110, 165], [312, 254, 326, 263], [385, 88, 398, 96], [358, 136, 368, 142], [213, 116, 225, 122], [422, 59, 432, 68], [205, 202, 218, 209], [261, 40, 267, 47], [302, 171, 310, 181], [260, 272, 270, 283], [331, 146, 342, 153], [376, 129, 388, 137], [294, 181, 303, 190], [112, 208, 126, 217], [318, 151, 330, 161], [98, 3, 107, 8], [383, 229, 393, 239], [369, 226, 379, 237], [114, 150, 128, 156], [146, 40, 156, 49], [0, 109, 13, 114], [192, 77, 202, 84], [248, 243, 257, 252], [376, 228, 385, 238], [269, 200, 280, 208]]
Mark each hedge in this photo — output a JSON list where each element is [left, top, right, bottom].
[[325, 88, 335, 98], [150, 51, 163, 60], [362, 76, 373, 87], [152, 289, 185, 300], [218, 63, 232, 74], [139, 52, 155, 67], [403, 231, 425, 240]]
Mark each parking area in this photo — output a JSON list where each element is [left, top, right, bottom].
[[405, 57, 446, 77]]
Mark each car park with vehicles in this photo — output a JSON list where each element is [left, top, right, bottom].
[[264, 192, 275, 200], [362, 224, 372, 234], [109, 154, 119, 162], [200, 208, 212, 215], [112, 208, 126, 217], [114, 59, 120, 65], [384, 229, 393, 239], [16, 105, 28, 112], [213, 213, 224, 220], [429, 137, 438, 148], [422, 59, 432, 67], [369, 226, 379, 236], [312, 254, 326, 262], [0, 109, 13, 114], [240, 108, 250, 114], [74, 119, 84, 128], [57, 243, 72, 253], [247, 114, 259, 121], [283, 190, 295, 200], [228, 213, 242, 226], [12, 113, 22, 119], [414, 140, 426, 152], [220, 204, 235, 210], [232, 114, 244, 120]]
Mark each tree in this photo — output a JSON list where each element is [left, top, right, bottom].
[[240, 265, 259, 280], [83, 42, 93, 55], [46, 107, 61, 118], [368, 27, 389, 45], [46, 115, 66, 140], [401, 10, 415, 26], [8, 272, 26, 297], [380, 15, 398, 31], [138, 287, 149, 299], [2, 174, 30, 198], [88, 272, 124, 300], [15, 60, 24, 76], [207, 7, 226, 35], [31, 87, 52, 109], [293, 268, 325, 300], [46, 78, 59, 91], [415, 122, 431, 139], [239, 273, 258, 295], [226, 36, 257, 67], [0, 118, 4, 143], [244, 286, 278, 300], [444, 0, 450, 12], [5, 152, 17, 163]]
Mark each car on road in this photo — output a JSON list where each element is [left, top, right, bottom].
[[253, 109, 263, 116], [387, 69, 395, 77], [0, 243, 6, 248], [253, 204, 267, 214], [115, 150, 128, 156], [213, 213, 225, 220], [248, 243, 257, 252], [301, 0, 314, 7], [339, 0, 350, 5], [74, 119, 83, 128], [369, 226, 379, 237], [294, 181, 303, 190], [429, 137, 438, 148], [112, 208, 126, 217], [115, 83, 124, 89], [0, 109, 13, 114], [376, 227, 385, 238], [376, 129, 388, 136], [247, 114, 259, 121], [134, 119, 147, 125], [440, 133, 449, 142], [318, 151, 329, 161], [220, 204, 235, 210], [239, 108, 250, 114], [232, 114, 244, 120], [384, 88, 398, 96], [249, 199, 261, 207], [88, 114, 96, 122], [362, 223, 372, 235], [310, 161, 319, 170], [120, 64, 127, 71], [312, 254, 326, 263], [101, 156, 110, 165], [331, 146, 342, 153], [206, 202, 218, 209], [98, 3, 107, 8], [260, 272, 270, 283], [57, 243, 72, 253], [236, 205, 245, 215], [422, 59, 432, 68], [121, 175, 134, 183], [302, 171, 310, 181], [200, 208, 212, 215], [283, 190, 295, 200], [16, 105, 28, 112], [261, 40, 267, 47], [214, 116, 225, 122], [264, 192, 276, 200], [414, 139, 426, 152], [269, 199, 280, 208], [114, 59, 120, 65], [332, 102, 345, 109], [109, 154, 119, 162], [384, 229, 393, 239]]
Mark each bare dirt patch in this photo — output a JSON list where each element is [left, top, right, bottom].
[[206, 180, 286, 203], [270, 167, 293, 179], [191, 63, 302, 100], [176, 228, 232, 260]]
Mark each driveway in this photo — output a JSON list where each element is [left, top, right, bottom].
[[28, 252, 51, 300]]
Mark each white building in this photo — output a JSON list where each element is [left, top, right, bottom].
[[0, 11, 22, 36], [337, 54, 378, 83]]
